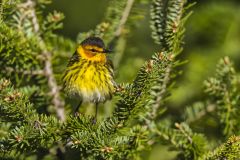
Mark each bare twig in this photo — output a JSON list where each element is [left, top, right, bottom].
[[28, 0, 39, 33], [114, 0, 135, 37], [112, 0, 135, 68], [43, 51, 65, 121], [19, 0, 65, 121]]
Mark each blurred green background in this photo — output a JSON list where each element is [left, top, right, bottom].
[[47, 0, 240, 159]]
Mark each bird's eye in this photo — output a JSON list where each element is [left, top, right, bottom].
[[90, 49, 96, 52]]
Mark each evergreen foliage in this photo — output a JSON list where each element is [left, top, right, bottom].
[[0, 0, 240, 159], [200, 136, 240, 160], [204, 57, 240, 137]]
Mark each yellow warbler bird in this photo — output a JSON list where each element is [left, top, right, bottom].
[[63, 37, 115, 121]]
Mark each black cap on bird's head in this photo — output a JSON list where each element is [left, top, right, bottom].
[[81, 37, 105, 48], [81, 37, 112, 53]]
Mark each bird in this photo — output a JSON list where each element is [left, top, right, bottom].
[[62, 37, 115, 122]]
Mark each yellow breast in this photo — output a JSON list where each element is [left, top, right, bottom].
[[63, 60, 114, 103]]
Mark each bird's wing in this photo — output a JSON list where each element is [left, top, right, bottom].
[[107, 58, 114, 69], [67, 51, 80, 67], [106, 58, 114, 76]]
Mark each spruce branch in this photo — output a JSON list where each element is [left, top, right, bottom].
[[0, 22, 43, 84], [142, 52, 174, 129], [155, 122, 207, 160], [100, 0, 193, 141], [184, 102, 216, 124], [101, 52, 175, 138], [204, 57, 240, 136], [200, 135, 240, 160], [0, 79, 63, 154], [150, 0, 193, 53], [65, 116, 145, 159], [0, 79, 37, 122], [175, 122, 193, 144], [77, 52, 178, 158], [148, 55, 172, 120]]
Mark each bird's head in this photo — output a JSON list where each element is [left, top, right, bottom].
[[77, 37, 111, 62]]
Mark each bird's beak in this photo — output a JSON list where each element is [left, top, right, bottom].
[[103, 48, 112, 53]]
